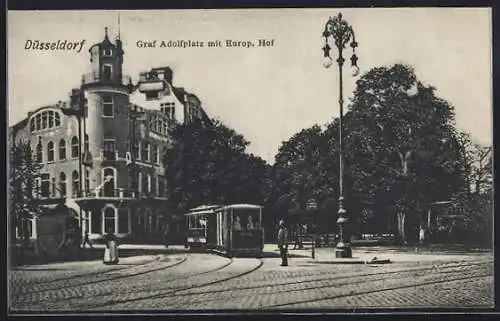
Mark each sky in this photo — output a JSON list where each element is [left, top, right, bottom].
[[8, 8, 492, 164]]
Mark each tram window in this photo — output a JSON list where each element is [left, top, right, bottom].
[[233, 215, 242, 231], [233, 209, 261, 230]]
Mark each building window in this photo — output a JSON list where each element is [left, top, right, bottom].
[[103, 64, 112, 82], [48, 111, 54, 128], [138, 172, 142, 193], [85, 169, 90, 195], [47, 141, 54, 162], [137, 142, 141, 160], [160, 102, 175, 119], [103, 48, 113, 56], [145, 92, 159, 100], [142, 173, 149, 194], [102, 167, 116, 197], [30, 110, 62, 132], [42, 113, 48, 129], [141, 142, 150, 162], [91, 211, 102, 234], [103, 206, 116, 234], [118, 208, 129, 234], [71, 136, 79, 158], [41, 173, 50, 198], [158, 177, 166, 197], [36, 141, 43, 164], [59, 139, 66, 160], [151, 144, 158, 164], [84, 134, 89, 153], [51, 177, 56, 197], [102, 96, 114, 117], [59, 172, 67, 197], [151, 176, 156, 196], [72, 170, 79, 197], [103, 139, 116, 160]]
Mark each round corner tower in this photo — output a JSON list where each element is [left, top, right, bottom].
[[82, 27, 131, 197]]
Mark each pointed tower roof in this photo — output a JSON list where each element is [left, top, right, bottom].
[[89, 27, 117, 52]]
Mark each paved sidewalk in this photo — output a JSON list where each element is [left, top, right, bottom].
[[263, 244, 493, 264]]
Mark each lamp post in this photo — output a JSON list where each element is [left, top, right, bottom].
[[322, 12, 359, 258]]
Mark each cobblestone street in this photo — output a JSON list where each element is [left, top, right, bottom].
[[9, 247, 494, 312]]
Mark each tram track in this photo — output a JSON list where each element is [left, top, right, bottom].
[[11, 255, 189, 300], [11, 255, 166, 288], [173, 259, 492, 297], [62, 255, 237, 308], [86, 257, 265, 309], [264, 265, 492, 308], [142, 260, 492, 309]]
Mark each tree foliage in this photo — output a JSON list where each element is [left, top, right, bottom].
[[164, 119, 269, 214], [9, 140, 43, 241], [267, 63, 489, 244]]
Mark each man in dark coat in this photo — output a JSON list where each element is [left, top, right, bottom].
[[277, 220, 289, 266]]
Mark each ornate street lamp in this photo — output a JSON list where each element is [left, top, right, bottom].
[[322, 12, 359, 258]]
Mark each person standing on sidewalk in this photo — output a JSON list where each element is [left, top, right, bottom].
[[277, 220, 289, 266]]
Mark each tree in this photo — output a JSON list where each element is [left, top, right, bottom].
[[9, 140, 43, 252], [164, 119, 270, 214], [344, 64, 466, 242], [268, 125, 338, 233]]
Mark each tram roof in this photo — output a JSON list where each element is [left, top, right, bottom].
[[184, 204, 222, 215], [217, 204, 263, 210]]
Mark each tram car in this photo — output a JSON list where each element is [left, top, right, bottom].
[[184, 204, 265, 257], [184, 204, 221, 250], [213, 204, 264, 257]]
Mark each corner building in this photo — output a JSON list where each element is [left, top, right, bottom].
[[11, 29, 210, 245]]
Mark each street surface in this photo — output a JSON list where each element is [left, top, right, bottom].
[[9, 246, 494, 311]]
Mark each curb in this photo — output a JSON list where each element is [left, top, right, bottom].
[[308, 258, 392, 265]]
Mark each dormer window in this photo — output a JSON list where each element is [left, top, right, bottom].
[[103, 48, 113, 57]]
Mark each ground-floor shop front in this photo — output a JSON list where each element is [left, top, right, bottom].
[[76, 197, 183, 244]]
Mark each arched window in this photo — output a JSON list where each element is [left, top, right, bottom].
[[55, 112, 61, 126], [47, 141, 54, 162], [30, 119, 35, 132], [102, 167, 116, 197], [71, 136, 79, 158], [103, 206, 117, 234], [59, 139, 66, 160], [36, 114, 41, 131], [59, 172, 67, 197], [36, 141, 43, 164], [41, 112, 48, 129], [48, 111, 54, 128], [72, 170, 79, 197]]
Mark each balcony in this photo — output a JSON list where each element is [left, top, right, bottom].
[[79, 188, 137, 199], [81, 73, 132, 87]]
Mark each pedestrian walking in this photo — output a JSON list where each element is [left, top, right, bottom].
[[277, 220, 289, 266], [81, 230, 93, 249]]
